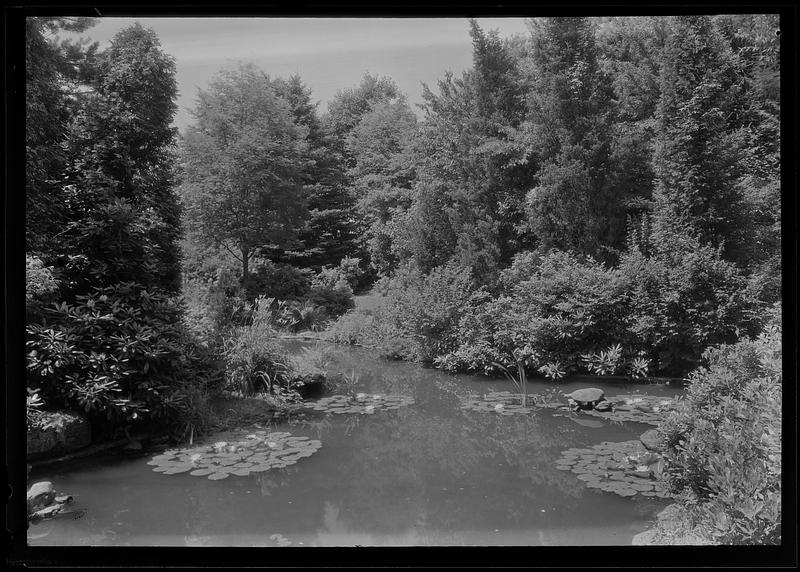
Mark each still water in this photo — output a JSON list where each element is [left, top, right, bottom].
[[28, 342, 683, 547]]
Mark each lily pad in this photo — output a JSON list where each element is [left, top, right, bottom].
[[556, 439, 674, 500], [461, 392, 540, 415], [581, 394, 683, 426], [149, 430, 323, 479], [305, 394, 414, 415]]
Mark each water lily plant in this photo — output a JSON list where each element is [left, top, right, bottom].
[[491, 344, 537, 407]]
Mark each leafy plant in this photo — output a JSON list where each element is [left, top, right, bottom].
[[307, 282, 355, 319], [26, 282, 193, 425], [657, 305, 781, 544], [538, 361, 566, 381]]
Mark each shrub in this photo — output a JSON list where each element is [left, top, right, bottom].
[[26, 282, 200, 428], [324, 308, 378, 345], [285, 300, 329, 332], [312, 256, 364, 291], [307, 283, 355, 319], [439, 251, 635, 376], [377, 261, 476, 362], [620, 236, 760, 374], [182, 267, 249, 345], [245, 260, 312, 301], [440, 243, 759, 378], [657, 305, 781, 544], [26, 254, 59, 306]]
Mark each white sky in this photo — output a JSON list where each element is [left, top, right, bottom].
[[63, 17, 531, 133]]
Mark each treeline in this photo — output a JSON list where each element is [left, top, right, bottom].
[[319, 16, 778, 378]]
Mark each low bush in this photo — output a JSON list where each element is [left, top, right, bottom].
[[307, 283, 355, 319], [657, 305, 781, 544], [182, 267, 249, 345], [324, 307, 378, 345], [25, 282, 214, 434], [438, 251, 637, 378], [438, 242, 759, 378], [26, 254, 59, 307], [374, 261, 476, 363], [619, 235, 760, 374], [313, 256, 364, 291], [245, 260, 312, 301]]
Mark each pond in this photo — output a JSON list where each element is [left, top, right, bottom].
[[28, 342, 683, 547]]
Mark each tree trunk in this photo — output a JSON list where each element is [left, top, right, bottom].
[[241, 246, 250, 282]]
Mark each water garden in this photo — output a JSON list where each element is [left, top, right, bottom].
[[19, 13, 783, 555], [28, 339, 689, 547]]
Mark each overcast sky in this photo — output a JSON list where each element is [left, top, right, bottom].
[[63, 17, 531, 133]]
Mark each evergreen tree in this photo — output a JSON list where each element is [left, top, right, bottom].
[[399, 21, 533, 283], [58, 22, 182, 295], [521, 17, 623, 257], [650, 16, 748, 261], [271, 75, 362, 269], [25, 17, 98, 253]]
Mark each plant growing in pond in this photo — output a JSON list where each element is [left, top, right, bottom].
[[148, 430, 323, 479], [337, 369, 361, 398], [492, 344, 538, 407], [491, 345, 537, 406], [305, 393, 414, 415], [581, 343, 623, 375], [538, 361, 566, 380], [580, 345, 652, 379], [626, 355, 651, 379]]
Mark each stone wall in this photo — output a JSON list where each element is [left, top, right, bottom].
[[27, 411, 91, 460]]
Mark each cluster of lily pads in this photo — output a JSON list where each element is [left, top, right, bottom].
[[303, 393, 414, 415], [461, 391, 565, 415], [148, 431, 322, 480], [582, 395, 681, 426], [555, 440, 673, 499]]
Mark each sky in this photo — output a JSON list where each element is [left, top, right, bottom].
[[62, 17, 531, 133]]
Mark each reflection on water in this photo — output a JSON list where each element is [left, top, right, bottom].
[[28, 342, 682, 546]]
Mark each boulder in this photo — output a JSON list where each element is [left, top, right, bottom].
[[27, 481, 55, 514], [564, 388, 605, 408], [639, 429, 665, 452]]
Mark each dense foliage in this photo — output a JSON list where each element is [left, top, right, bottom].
[[24, 20, 221, 437], [655, 307, 781, 544], [322, 15, 779, 380]]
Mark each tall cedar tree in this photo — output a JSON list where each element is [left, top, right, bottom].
[[523, 17, 622, 258], [650, 16, 749, 261], [404, 21, 532, 283]]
